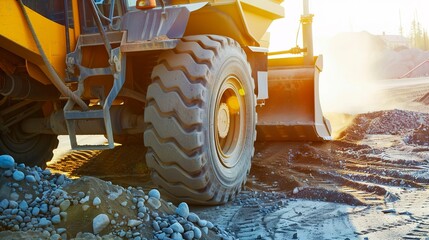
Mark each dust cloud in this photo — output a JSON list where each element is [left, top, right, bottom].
[[319, 32, 386, 114]]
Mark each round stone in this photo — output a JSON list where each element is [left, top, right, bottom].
[[12, 171, 25, 181], [148, 189, 160, 199], [176, 202, 190, 219], [59, 200, 71, 211], [171, 222, 184, 233], [31, 207, 40, 216], [193, 227, 202, 239], [93, 197, 101, 206], [25, 175, 36, 183], [52, 215, 61, 224], [93, 214, 109, 234], [0, 155, 14, 169]]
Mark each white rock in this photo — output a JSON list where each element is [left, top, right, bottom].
[[93, 214, 109, 234], [293, 187, 300, 194], [121, 201, 127, 207], [147, 197, 161, 210], [176, 202, 190, 218], [107, 189, 122, 200], [80, 196, 89, 204], [0, 155, 14, 169], [82, 205, 90, 211], [93, 197, 101, 206], [127, 219, 142, 227]]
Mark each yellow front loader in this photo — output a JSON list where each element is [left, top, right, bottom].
[[0, 0, 330, 204]]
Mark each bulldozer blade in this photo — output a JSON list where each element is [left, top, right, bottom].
[[256, 57, 331, 141]]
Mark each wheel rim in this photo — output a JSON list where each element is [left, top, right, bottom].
[[215, 75, 246, 168]]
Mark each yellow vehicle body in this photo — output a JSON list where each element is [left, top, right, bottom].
[[0, 0, 331, 205]]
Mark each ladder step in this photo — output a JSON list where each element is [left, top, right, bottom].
[[64, 110, 104, 120]]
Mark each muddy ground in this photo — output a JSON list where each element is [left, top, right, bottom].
[[1, 77, 429, 240], [21, 77, 427, 239]]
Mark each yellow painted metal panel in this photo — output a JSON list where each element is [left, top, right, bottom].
[[0, 0, 76, 83], [173, 0, 284, 47]]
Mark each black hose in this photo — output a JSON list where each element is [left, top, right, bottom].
[[17, 0, 89, 111]]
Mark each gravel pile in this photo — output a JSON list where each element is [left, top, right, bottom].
[[339, 109, 429, 141], [404, 124, 429, 146], [0, 155, 232, 239]]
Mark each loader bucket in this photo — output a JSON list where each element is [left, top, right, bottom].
[[256, 56, 332, 141]]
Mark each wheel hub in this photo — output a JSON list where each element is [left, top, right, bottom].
[[217, 103, 230, 139]]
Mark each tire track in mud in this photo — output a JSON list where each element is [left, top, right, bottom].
[[249, 140, 429, 206]]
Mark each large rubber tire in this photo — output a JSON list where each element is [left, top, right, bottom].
[[0, 99, 59, 169], [144, 35, 257, 205]]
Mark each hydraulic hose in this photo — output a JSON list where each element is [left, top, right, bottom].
[[17, 0, 89, 111]]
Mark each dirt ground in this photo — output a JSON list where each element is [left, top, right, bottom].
[[17, 77, 425, 239], [1, 67, 429, 239]]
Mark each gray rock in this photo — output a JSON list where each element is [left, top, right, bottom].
[[148, 189, 160, 199], [193, 227, 202, 239], [39, 218, 51, 227], [18, 201, 28, 211], [0, 199, 9, 209], [197, 219, 207, 227], [206, 221, 214, 229], [171, 232, 183, 240], [162, 227, 174, 234], [147, 197, 161, 210], [187, 213, 200, 223], [93, 214, 109, 234], [184, 230, 195, 240], [31, 207, 40, 217], [10, 192, 20, 202], [26, 175, 36, 183], [60, 200, 71, 211], [152, 220, 160, 232], [12, 170, 25, 181], [138, 206, 147, 213], [52, 215, 61, 224], [56, 174, 65, 185], [9, 200, 18, 209], [201, 226, 208, 235], [171, 222, 184, 233], [176, 202, 190, 218], [50, 233, 61, 240], [51, 207, 60, 215], [120, 201, 127, 207], [3, 170, 12, 177], [40, 204, 48, 213], [0, 155, 14, 169], [24, 193, 33, 201]]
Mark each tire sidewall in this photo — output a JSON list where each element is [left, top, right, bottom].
[[205, 42, 256, 187]]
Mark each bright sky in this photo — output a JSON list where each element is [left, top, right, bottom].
[[269, 0, 429, 54]]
